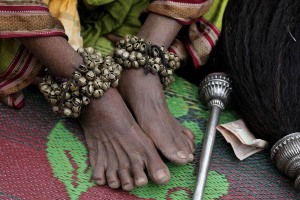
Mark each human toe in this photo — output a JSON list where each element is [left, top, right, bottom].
[[118, 169, 134, 191]]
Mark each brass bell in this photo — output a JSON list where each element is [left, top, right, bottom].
[[87, 61, 96, 70], [94, 66, 101, 76], [129, 53, 136, 61], [61, 82, 68, 90], [49, 98, 58, 105], [49, 91, 56, 99], [72, 97, 81, 106], [167, 69, 173, 75], [138, 57, 146, 66], [133, 42, 140, 50], [86, 70, 95, 81], [123, 60, 131, 68], [70, 82, 79, 92], [115, 57, 123, 65], [95, 50, 102, 57], [93, 89, 104, 98], [78, 77, 87, 87], [109, 74, 116, 81], [164, 53, 170, 61], [73, 71, 82, 80], [43, 87, 51, 96], [65, 92, 71, 100], [102, 82, 110, 91], [161, 69, 168, 76], [136, 52, 143, 59], [169, 53, 175, 60], [168, 60, 176, 69], [108, 66, 114, 72], [86, 85, 94, 97], [51, 83, 59, 90], [72, 112, 80, 118], [126, 43, 133, 52], [125, 36, 130, 43], [38, 82, 47, 88], [39, 84, 49, 93], [72, 90, 80, 97], [72, 105, 81, 113], [54, 88, 62, 96], [116, 64, 122, 71], [154, 57, 161, 64], [131, 61, 139, 68], [102, 69, 109, 76], [122, 51, 130, 60], [65, 101, 73, 108], [139, 43, 146, 53], [111, 79, 119, 88], [152, 48, 159, 57], [63, 108, 72, 117], [93, 78, 103, 89], [115, 49, 124, 57], [52, 106, 60, 114], [82, 96, 90, 106], [130, 36, 139, 44], [151, 64, 160, 73], [81, 86, 87, 94], [118, 39, 126, 46], [114, 69, 121, 76], [85, 47, 95, 54], [78, 64, 88, 73], [175, 61, 181, 69], [46, 79, 53, 85]]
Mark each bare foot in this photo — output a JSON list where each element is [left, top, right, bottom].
[[79, 88, 171, 191], [118, 69, 195, 165]]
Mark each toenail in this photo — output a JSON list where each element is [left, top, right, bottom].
[[177, 151, 188, 159], [155, 169, 168, 180], [188, 154, 194, 160], [95, 179, 105, 185], [108, 181, 119, 188], [123, 183, 133, 191], [136, 178, 146, 185]]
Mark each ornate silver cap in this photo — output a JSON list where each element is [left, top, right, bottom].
[[271, 132, 300, 189], [199, 72, 232, 110]]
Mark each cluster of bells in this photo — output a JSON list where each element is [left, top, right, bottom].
[[38, 47, 122, 118], [112, 35, 181, 89]]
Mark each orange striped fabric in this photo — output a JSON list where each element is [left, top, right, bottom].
[[0, 0, 65, 108], [147, 0, 228, 68]]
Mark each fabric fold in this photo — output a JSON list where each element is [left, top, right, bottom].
[[0, 0, 66, 108]]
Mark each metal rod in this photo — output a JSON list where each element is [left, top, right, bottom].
[[193, 106, 222, 200], [193, 72, 232, 200]]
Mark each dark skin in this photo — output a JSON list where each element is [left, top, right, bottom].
[[16, 13, 195, 191]]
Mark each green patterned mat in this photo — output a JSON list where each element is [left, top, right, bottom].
[[0, 75, 299, 199]]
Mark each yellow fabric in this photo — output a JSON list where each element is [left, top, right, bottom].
[[203, 0, 229, 30], [0, 39, 20, 74], [44, 0, 83, 49], [83, 0, 114, 7]]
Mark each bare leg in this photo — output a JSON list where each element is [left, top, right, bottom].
[[19, 36, 170, 190], [118, 14, 195, 165]]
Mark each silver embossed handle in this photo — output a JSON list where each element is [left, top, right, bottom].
[[193, 72, 232, 200], [199, 72, 232, 110]]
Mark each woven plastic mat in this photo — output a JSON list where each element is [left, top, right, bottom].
[[0, 75, 299, 200]]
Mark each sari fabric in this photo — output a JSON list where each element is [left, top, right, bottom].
[[0, 0, 65, 108], [79, 0, 150, 55], [147, 0, 228, 68]]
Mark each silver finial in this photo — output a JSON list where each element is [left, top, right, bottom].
[[271, 132, 300, 189], [199, 72, 232, 110]]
